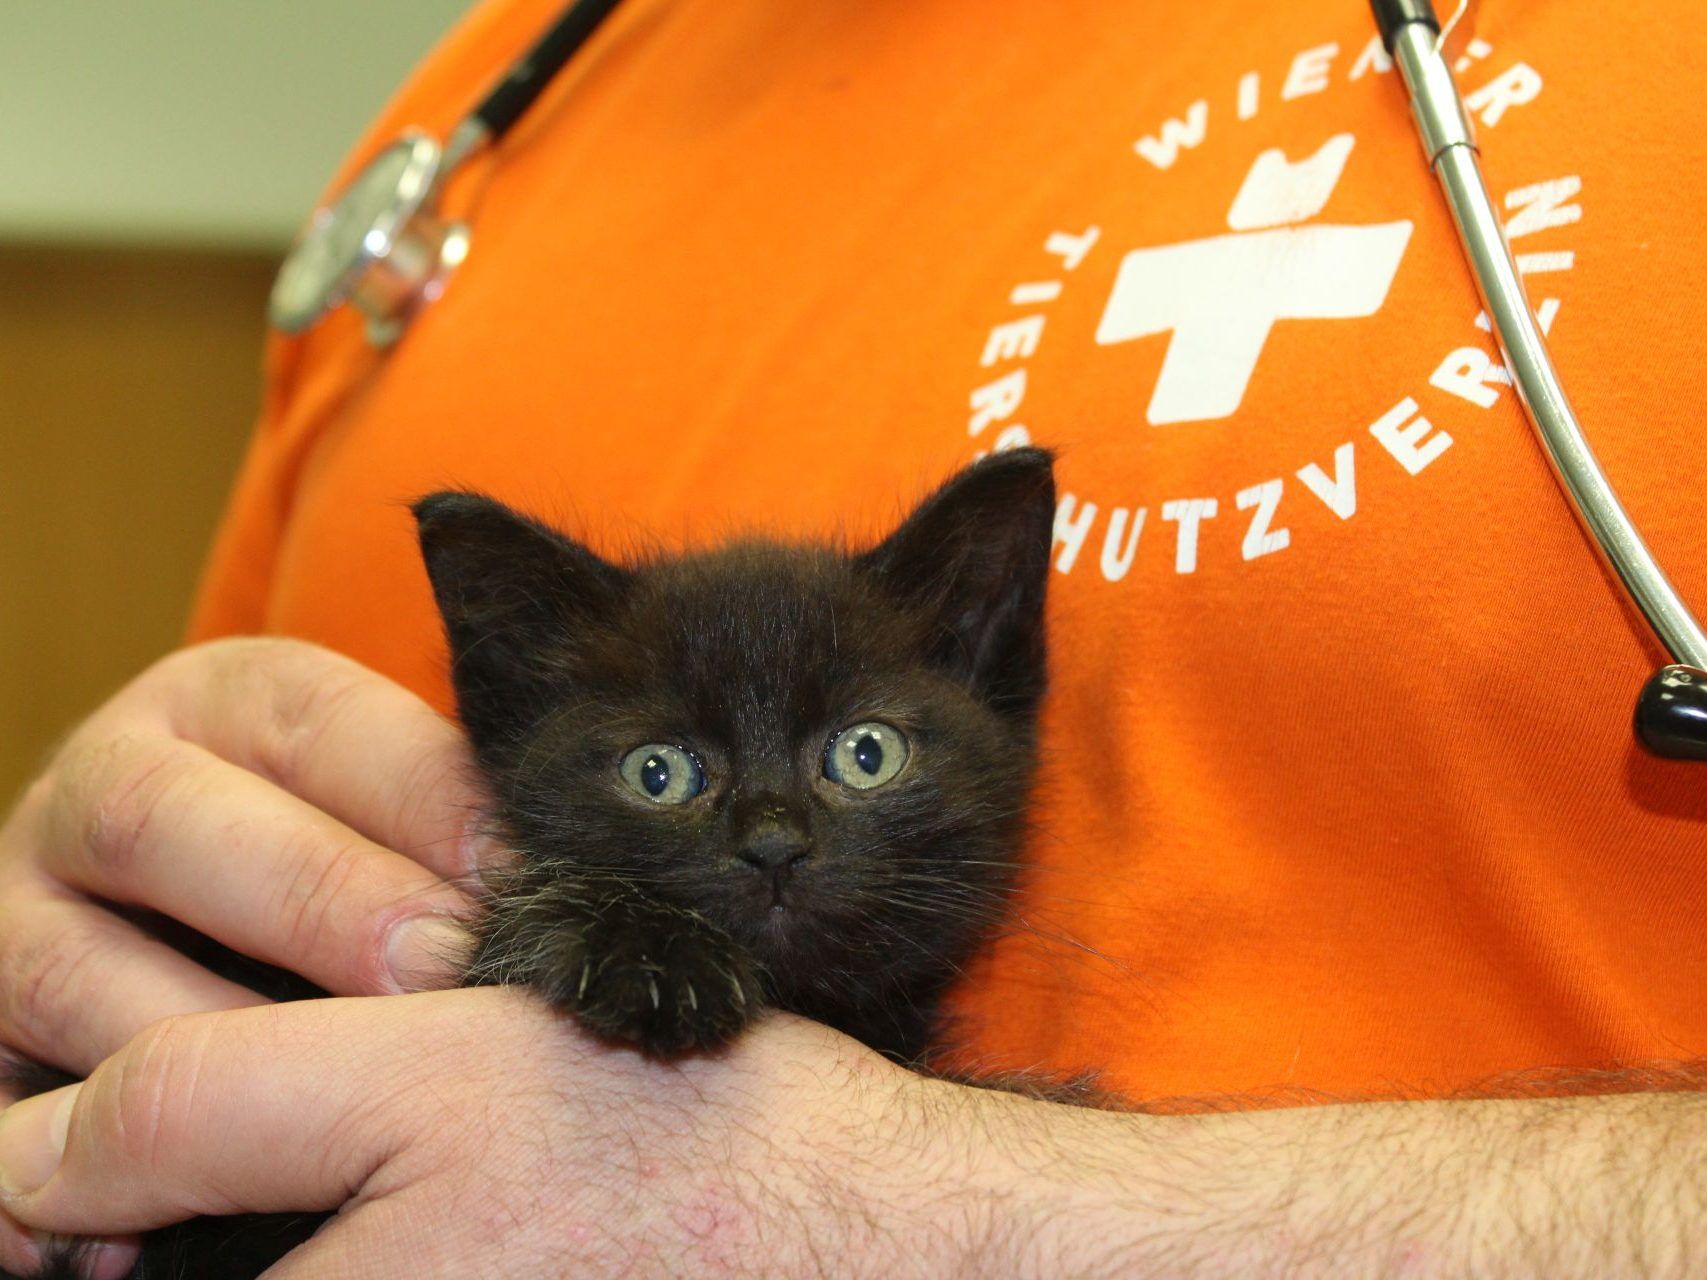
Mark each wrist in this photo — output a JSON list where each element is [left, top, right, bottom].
[[736, 1044, 1192, 1273], [822, 1069, 1192, 1274], [893, 1078, 1173, 1273], [704, 1019, 1017, 1272]]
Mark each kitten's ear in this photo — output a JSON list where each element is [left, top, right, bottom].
[[413, 492, 630, 742], [857, 448, 1055, 717]]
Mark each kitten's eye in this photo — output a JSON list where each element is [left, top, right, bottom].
[[824, 722, 908, 790], [619, 744, 705, 804]]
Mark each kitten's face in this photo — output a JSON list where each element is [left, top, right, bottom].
[[495, 546, 1031, 993], [415, 449, 1054, 1015]]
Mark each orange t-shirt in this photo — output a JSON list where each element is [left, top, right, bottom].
[[192, 0, 1707, 1103]]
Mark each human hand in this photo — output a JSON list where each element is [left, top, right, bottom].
[[0, 639, 489, 1267], [0, 989, 945, 1278]]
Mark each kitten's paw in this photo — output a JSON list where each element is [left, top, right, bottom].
[[538, 911, 765, 1055]]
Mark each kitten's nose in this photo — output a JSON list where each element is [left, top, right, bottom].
[[736, 821, 812, 872]]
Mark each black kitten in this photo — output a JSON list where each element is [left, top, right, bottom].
[[4, 448, 1055, 1280], [419, 446, 1054, 1063]]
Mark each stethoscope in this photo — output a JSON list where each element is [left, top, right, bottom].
[[267, 0, 1707, 761], [267, 0, 624, 346]]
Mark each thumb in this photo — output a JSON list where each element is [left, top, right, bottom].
[[0, 997, 436, 1237]]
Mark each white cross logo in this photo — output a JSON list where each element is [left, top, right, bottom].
[[1096, 134, 1413, 425]]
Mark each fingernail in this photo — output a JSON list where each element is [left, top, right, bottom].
[[23, 1233, 140, 1280], [1, 1220, 41, 1270], [0, 1084, 78, 1198], [458, 813, 511, 881], [385, 914, 470, 992], [84, 1236, 144, 1280], [456, 814, 490, 877]]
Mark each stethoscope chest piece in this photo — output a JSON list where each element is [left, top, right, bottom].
[[268, 132, 470, 347]]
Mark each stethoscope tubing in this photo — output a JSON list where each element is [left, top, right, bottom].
[[1433, 145, 1707, 669], [1389, 17, 1707, 672], [445, 0, 626, 170], [1378, 8, 1707, 755]]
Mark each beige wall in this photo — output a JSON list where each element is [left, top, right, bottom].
[[1, 4, 471, 799], [0, 2, 471, 248]]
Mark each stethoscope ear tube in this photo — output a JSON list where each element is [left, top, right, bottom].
[[1373, 2, 1707, 760]]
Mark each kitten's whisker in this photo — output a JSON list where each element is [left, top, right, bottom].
[[853, 879, 1137, 985]]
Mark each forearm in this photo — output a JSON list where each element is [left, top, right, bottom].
[[880, 1077, 1707, 1277], [6, 1002, 1701, 1279]]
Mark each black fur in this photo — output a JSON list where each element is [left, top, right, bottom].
[[6, 448, 1056, 1279], [429, 448, 1054, 1060]]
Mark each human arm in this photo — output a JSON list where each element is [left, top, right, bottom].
[[0, 638, 1698, 1277], [1, 987, 1701, 1279]]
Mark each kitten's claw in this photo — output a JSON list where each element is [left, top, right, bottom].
[[531, 904, 765, 1055]]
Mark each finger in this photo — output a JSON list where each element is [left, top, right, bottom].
[[0, 1074, 35, 1280], [0, 993, 517, 1236], [0, 883, 269, 1073], [148, 639, 500, 881], [264, 1201, 425, 1280], [265, 1196, 476, 1279], [0, 1055, 140, 1280], [0, 1050, 23, 1109], [0, 1203, 41, 1279], [0, 1219, 139, 1280], [38, 733, 473, 998]]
